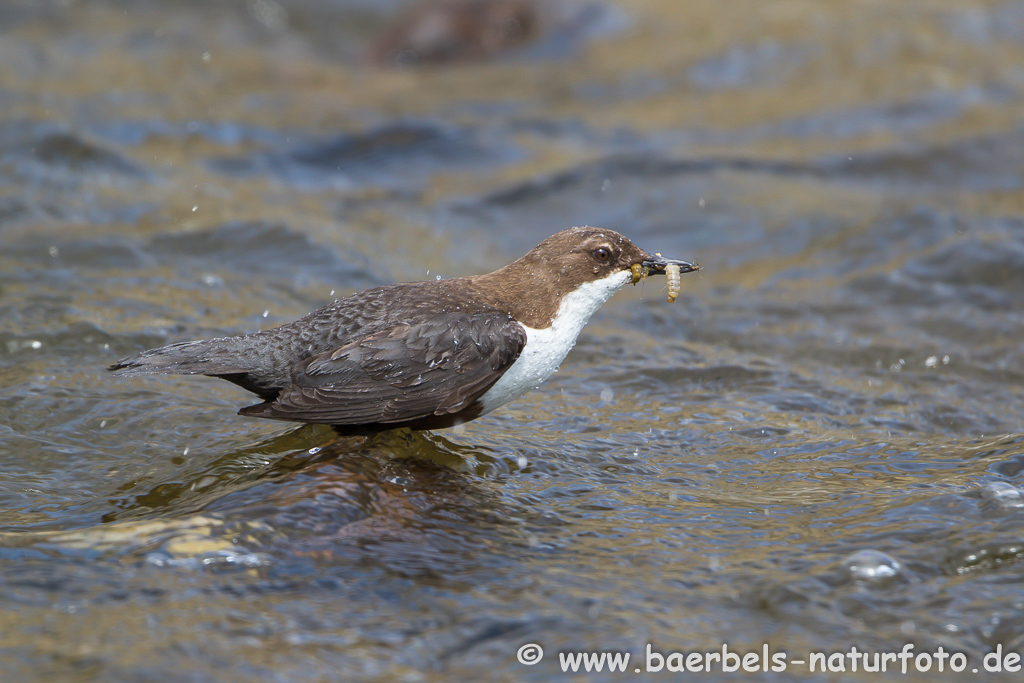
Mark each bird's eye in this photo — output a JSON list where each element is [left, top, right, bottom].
[[593, 247, 612, 263]]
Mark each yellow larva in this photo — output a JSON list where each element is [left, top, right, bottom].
[[666, 263, 681, 303]]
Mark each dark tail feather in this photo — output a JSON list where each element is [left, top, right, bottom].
[[107, 338, 254, 377]]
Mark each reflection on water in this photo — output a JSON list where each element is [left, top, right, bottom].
[[2, 0, 1024, 680]]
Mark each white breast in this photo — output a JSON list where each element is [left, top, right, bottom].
[[478, 269, 632, 414]]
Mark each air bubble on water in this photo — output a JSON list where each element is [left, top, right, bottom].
[[435, 275, 442, 281], [384, 474, 409, 487], [600, 387, 614, 402], [142, 553, 173, 568], [309, 446, 321, 455], [516, 454, 528, 469], [248, 0, 288, 31], [842, 549, 902, 582], [980, 482, 1024, 510], [29, 340, 42, 349]]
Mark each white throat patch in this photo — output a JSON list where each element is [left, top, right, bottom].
[[478, 269, 632, 414]]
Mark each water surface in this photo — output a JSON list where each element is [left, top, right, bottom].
[[2, 0, 1024, 680]]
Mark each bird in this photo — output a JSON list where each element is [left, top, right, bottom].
[[109, 226, 698, 435]]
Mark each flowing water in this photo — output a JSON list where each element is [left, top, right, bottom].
[[2, 0, 1024, 680]]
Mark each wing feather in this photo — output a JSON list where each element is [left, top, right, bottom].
[[239, 313, 525, 425]]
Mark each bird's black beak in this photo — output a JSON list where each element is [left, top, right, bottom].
[[640, 253, 700, 275], [632, 252, 699, 284]]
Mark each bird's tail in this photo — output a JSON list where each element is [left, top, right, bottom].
[[107, 337, 257, 377]]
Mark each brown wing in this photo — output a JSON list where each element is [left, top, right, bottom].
[[238, 312, 526, 425]]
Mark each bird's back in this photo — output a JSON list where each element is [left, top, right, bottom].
[[108, 278, 510, 401]]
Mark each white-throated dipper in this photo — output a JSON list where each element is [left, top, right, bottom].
[[109, 227, 698, 435]]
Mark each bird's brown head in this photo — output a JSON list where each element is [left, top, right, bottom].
[[472, 226, 698, 327]]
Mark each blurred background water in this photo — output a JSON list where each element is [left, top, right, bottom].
[[2, 0, 1024, 680]]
